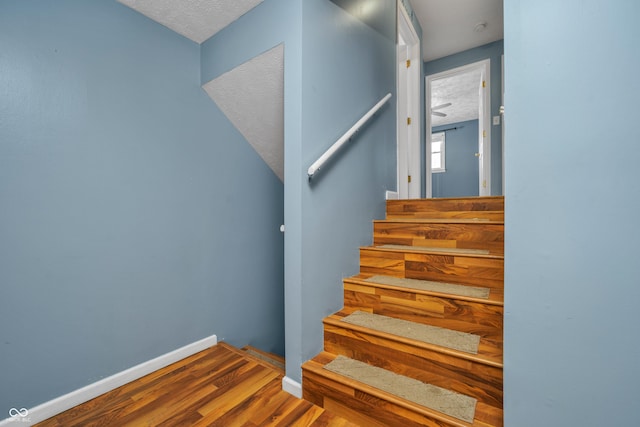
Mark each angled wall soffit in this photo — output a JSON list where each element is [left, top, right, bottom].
[[118, 0, 264, 44], [202, 44, 284, 182]]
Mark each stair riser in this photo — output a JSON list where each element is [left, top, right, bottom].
[[303, 370, 459, 427], [324, 327, 502, 409], [373, 222, 504, 254], [343, 285, 503, 342], [386, 198, 504, 221], [360, 249, 504, 290]]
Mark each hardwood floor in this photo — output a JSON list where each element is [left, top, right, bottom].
[[36, 343, 355, 427]]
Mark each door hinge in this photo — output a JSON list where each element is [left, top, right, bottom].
[[407, 117, 412, 125], [482, 80, 486, 88], [483, 180, 487, 188], [406, 59, 411, 68], [483, 130, 487, 138], [408, 175, 412, 183]]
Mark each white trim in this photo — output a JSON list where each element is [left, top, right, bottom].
[[430, 131, 446, 173], [425, 59, 492, 197], [282, 376, 302, 398], [385, 190, 399, 200], [396, 2, 421, 199], [501, 53, 505, 195], [307, 93, 392, 178], [0, 334, 218, 426]]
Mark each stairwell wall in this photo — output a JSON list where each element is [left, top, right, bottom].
[[202, 0, 397, 385], [200, 0, 305, 387], [504, 1, 640, 425], [0, 0, 284, 413], [296, 0, 397, 383]]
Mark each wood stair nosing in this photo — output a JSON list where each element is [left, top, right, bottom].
[[365, 245, 504, 260], [386, 212, 505, 222], [323, 313, 503, 368], [374, 218, 504, 225]]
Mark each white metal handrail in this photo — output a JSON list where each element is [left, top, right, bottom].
[[307, 93, 392, 179]]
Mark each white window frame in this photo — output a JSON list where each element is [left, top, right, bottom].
[[431, 132, 446, 173]]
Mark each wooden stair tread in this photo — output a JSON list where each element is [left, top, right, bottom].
[[303, 353, 502, 427], [345, 274, 504, 305], [340, 311, 482, 355], [367, 244, 504, 259], [324, 355, 477, 423], [326, 312, 503, 368]]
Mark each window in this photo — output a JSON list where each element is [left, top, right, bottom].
[[431, 132, 446, 173]]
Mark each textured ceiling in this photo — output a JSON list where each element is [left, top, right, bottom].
[[202, 45, 284, 182], [430, 69, 481, 127], [410, 0, 503, 62], [118, 0, 263, 43]]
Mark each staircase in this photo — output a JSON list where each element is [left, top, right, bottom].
[[301, 196, 504, 427]]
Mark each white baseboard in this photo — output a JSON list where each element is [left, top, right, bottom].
[[281, 376, 302, 399], [385, 190, 399, 200], [0, 334, 218, 426]]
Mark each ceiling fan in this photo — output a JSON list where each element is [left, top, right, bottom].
[[431, 102, 452, 117]]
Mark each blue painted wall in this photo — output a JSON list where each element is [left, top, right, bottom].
[[200, 0, 306, 384], [504, 1, 640, 425], [424, 40, 503, 196], [203, 0, 396, 384], [432, 120, 479, 198], [297, 0, 397, 382], [0, 0, 284, 413]]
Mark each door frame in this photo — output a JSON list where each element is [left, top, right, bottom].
[[396, 2, 421, 199], [425, 59, 491, 197]]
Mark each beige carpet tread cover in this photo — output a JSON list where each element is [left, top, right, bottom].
[[363, 275, 490, 299], [324, 355, 477, 423], [244, 349, 286, 371], [341, 311, 480, 354]]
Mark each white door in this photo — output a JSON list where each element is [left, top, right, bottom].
[[478, 67, 491, 196], [396, 2, 421, 199]]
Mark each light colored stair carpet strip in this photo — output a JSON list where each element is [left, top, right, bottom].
[[244, 349, 285, 372], [378, 244, 490, 255], [364, 275, 490, 299], [324, 355, 477, 423], [342, 311, 480, 354]]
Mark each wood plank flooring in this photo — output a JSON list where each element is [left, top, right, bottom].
[[35, 343, 355, 427]]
